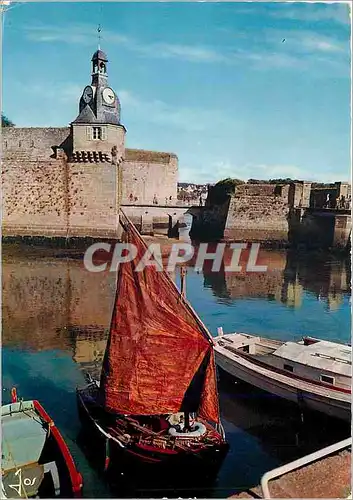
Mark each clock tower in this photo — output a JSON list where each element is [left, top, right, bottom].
[[71, 48, 125, 162]]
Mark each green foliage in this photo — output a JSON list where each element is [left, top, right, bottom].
[[247, 178, 298, 185], [216, 178, 245, 187], [1, 114, 15, 127], [269, 178, 298, 184], [210, 178, 244, 205]]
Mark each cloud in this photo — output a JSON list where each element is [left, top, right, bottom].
[[234, 36, 349, 77], [119, 89, 235, 132], [23, 23, 226, 64], [24, 23, 129, 46], [269, 4, 351, 26], [179, 161, 349, 184], [20, 82, 82, 103], [264, 29, 348, 54], [21, 20, 349, 76], [134, 42, 229, 63], [240, 51, 303, 70], [24, 23, 229, 66]]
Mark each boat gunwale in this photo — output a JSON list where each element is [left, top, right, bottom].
[[214, 340, 351, 397], [33, 400, 83, 497]]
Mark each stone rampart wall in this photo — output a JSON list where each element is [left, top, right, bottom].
[[224, 184, 289, 243], [2, 128, 179, 238], [122, 154, 178, 205], [2, 127, 70, 159], [2, 157, 117, 238]]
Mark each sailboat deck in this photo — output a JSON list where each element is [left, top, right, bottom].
[[79, 383, 223, 453]]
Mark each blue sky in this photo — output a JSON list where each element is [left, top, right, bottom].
[[2, 2, 351, 183]]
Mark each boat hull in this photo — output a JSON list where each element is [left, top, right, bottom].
[[1, 400, 83, 499], [76, 384, 228, 496], [215, 345, 351, 422]]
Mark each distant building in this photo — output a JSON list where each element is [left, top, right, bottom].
[[177, 182, 209, 204]]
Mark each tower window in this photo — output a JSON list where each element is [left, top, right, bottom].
[[90, 126, 107, 141], [93, 127, 101, 140]]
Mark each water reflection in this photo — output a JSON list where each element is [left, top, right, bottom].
[[2, 244, 351, 497], [202, 248, 351, 312], [2, 256, 114, 354], [2, 245, 350, 358]]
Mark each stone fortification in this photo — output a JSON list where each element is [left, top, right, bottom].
[[202, 181, 351, 249], [2, 126, 118, 238], [1, 47, 178, 239], [1, 126, 178, 238], [123, 149, 178, 205], [3, 126, 71, 159], [224, 183, 290, 243]]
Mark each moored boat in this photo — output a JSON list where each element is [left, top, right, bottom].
[[214, 332, 351, 421], [76, 211, 228, 493], [1, 389, 83, 498]]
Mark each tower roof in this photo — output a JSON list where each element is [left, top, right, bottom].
[[92, 49, 108, 62], [72, 104, 98, 124]]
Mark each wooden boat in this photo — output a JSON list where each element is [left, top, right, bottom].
[[214, 332, 351, 422], [1, 389, 83, 498], [76, 212, 228, 492]]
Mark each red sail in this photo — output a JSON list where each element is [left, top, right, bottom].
[[100, 214, 220, 423]]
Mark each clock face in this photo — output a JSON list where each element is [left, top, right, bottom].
[[102, 87, 115, 105], [82, 86, 93, 103]]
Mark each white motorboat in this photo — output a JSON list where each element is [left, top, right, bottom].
[[214, 332, 351, 421]]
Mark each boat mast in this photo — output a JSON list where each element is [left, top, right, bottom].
[[180, 266, 187, 298], [179, 266, 191, 431]]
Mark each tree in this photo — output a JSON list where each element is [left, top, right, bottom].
[[2, 114, 15, 127], [216, 177, 245, 187], [247, 178, 298, 185], [208, 178, 245, 204]]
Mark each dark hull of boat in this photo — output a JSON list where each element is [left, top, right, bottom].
[[76, 386, 228, 496]]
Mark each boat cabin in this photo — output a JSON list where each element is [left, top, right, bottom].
[[217, 333, 351, 390]]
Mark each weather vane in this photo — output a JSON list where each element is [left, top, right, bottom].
[[97, 24, 102, 50]]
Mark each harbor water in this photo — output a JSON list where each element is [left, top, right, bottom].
[[2, 243, 351, 498]]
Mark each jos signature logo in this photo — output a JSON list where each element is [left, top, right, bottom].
[[8, 468, 37, 496]]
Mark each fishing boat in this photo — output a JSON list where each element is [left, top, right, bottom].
[[76, 212, 228, 493], [214, 331, 351, 422], [1, 389, 83, 498]]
